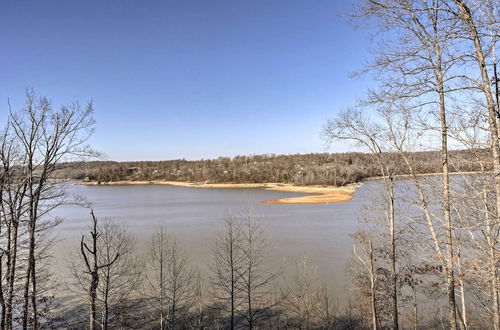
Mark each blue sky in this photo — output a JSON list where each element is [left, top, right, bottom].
[[0, 0, 373, 161]]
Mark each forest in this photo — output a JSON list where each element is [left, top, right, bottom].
[[0, 0, 499, 329], [54, 149, 490, 187]]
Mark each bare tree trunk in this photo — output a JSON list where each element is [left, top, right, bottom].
[[160, 246, 164, 330], [437, 52, 458, 330], [369, 240, 378, 330], [22, 151, 36, 330], [169, 281, 177, 330], [87, 211, 100, 330], [145, 227, 169, 329], [230, 238, 236, 330], [103, 266, 110, 330], [489, 241, 499, 329], [193, 272, 205, 330], [457, 245, 468, 330], [23, 201, 40, 330], [80, 211, 120, 330], [5, 205, 21, 330], [30, 221, 38, 330], [373, 144, 398, 330], [0, 253, 5, 330], [387, 177, 398, 330]]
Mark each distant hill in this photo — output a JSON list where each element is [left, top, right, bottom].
[[53, 149, 492, 186]]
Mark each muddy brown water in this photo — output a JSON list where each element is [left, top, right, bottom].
[[50, 182, 378, 305]]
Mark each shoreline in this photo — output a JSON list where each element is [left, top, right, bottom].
[[366, 170, 484, 181], [76, 180, 358, 205]]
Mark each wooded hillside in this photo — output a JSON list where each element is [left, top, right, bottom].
[[54, 149, 491, 186]]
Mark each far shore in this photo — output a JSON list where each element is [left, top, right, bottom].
[[366, 170, 484, 181], [76, 180, 358, 205], [72, 170, 482, 204]]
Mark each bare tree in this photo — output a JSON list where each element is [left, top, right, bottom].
[[80, 210, 119, 330], [190, 271, 207, 329], [284, 253, 320, 329], [353, 233, 379, 330], [237, 211, 281, 329], [0, 90, 96, 329], [340, 1, 495, 327], [210, 214, 244, 329], [324, 106, 399, 329], [0, 123, 27, 330], [448, 2, 500, 326], [144, 227, 168, 329], [97, 219, 142, 329], [315, 285, 338, 329], [144, 227, 194, 329]]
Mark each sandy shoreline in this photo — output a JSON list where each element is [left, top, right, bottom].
[[260, 184, 355, 204], [76, 180, 357, 205]]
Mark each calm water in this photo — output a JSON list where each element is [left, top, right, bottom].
[[50, 182, 377, 304]]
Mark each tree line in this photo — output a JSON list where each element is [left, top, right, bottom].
[[54, 149, 490, 187]]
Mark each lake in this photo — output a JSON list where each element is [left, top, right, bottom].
[[50, 181, 377, 305]]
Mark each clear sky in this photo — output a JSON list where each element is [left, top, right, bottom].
[[0, 0, 373, 161]]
